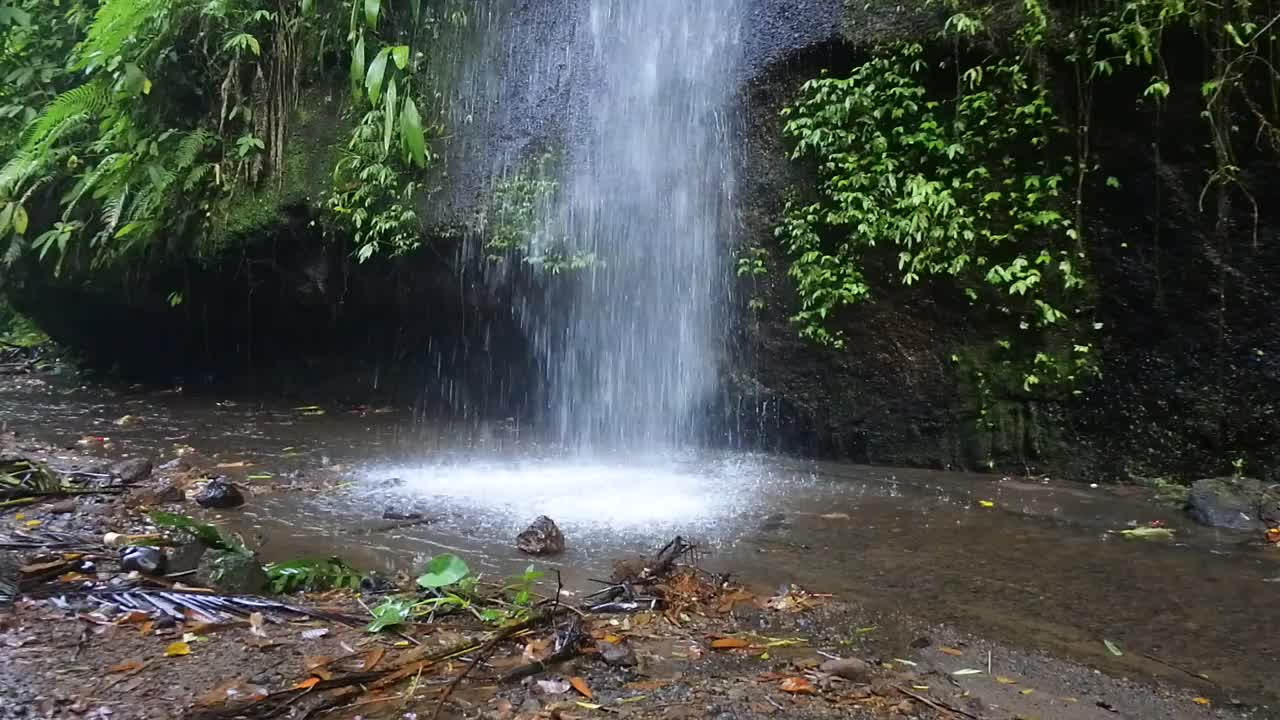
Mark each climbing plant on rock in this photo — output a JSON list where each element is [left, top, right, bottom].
[[776, 41, 1094, 395]]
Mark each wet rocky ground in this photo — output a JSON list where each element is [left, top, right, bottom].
[[0, 374, 1277, 719]]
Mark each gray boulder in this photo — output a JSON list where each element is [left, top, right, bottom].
[[110, 457, 153, 484], [1186, 477, 1280, 530]]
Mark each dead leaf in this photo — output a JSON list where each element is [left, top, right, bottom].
[[248, 612, 267, 638], [164, 641, 191, 657], [625, 680, 672, 691], [116, 611, 151, 625], [820, 512, 851, 519], [214, 461, 251, 468], [19, 559, 71, 574], [361, 647, 386, 672], [979, 500, 995, 508], [780, 677, 816, 694], [570, 676, 593, 699], [939, 646, 964, 656], [292, 677, 320, 691], [301, 627, 329, 640], [1192, 697, 1211, 706], [711, 637, 751, 650], [716, 589, 756, 613], [107, 660, 145, 674], [576, 702, 603, 710], [995, 675, 1016, 684]]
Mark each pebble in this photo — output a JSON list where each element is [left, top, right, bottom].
[[820, 657, 871, 682], [515, 515, 565, 555], [47, 499, 77, 514], [596, 639, 638, 667], [194, 478, 245, 509]]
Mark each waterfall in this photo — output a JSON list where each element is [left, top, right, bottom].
[[535, 1, 743, 449]]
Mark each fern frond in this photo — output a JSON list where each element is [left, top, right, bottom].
[[100, 185, 128, 239], [24, 82, 110, 150], [76, 0, 171, 70], [174, 129, 212, 171], [183, 163, 212, 192]]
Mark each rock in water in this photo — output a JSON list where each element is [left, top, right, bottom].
[[195, 478, 245, 509], [820, 657, 871, 682], [110, 457, 153, 484], [1187, 477, 1278, 530], [198, 550, 269, 594], [120, 546, 166, 575], [516, 516, 565, 555]]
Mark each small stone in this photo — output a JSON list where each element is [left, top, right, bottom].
[[194, 478, 245, 509], [119, 546, 166, 576], [382, 507, 422, 521], [165, 542, 207, 575], [517, 697, 541, 715], [909, 636, 932, 649], [596, 639, 637, 667], [515, 515, 564, 555], [110, 458, 153, 485], [820, 657, 871, 682], [154, 614, 176, 629], [47, 499, 77, 514], [758, 513, 788, 531]]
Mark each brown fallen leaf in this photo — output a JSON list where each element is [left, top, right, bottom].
[[107, 660, 145, 674], [20, 559, 71, 574], [361, 647, 386, 672], [625, 679, 672, 691], [292, 677, 320, 691], [570, 676, 593, 699], [711, 637, 751, 650], [780, 676, 816, 694], [939, 646, 964, 656]]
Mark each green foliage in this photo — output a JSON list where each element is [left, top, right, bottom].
[[778, 42, 1093, 394], [415, 553, 469, 589], [366, 596, 413, 632], [148, 510, 242, 553], [0, 0, 467, 279], [265, 557, 366, 593], [484, 153, 595, 273]]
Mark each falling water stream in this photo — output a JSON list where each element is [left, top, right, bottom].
[[539, 1, 740, 448]]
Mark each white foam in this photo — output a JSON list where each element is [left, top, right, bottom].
[[363, 455, 768, 537]]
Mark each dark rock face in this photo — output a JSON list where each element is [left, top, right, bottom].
[[1187, 478, 1280, 530], [194, 478, 245, 509], [515, 515, 565, 555], [110, 457, 153, 484]]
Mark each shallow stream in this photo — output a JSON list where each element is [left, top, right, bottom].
[[4, 379, 1278, 706]]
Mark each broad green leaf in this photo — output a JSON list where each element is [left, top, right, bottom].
[[416, 553, 469, 588], [365, 48, 389, 107], [383, 77, 397, 155], [0, 203, 13, 235], [300, 0, 313, 15], [364, 0, 380, 28], [401, 99, 426, 168], [350, 34, 365, 102], [12, 205, 27, 235], [391, 45, 409, 70], [366, 597, 411, 632]]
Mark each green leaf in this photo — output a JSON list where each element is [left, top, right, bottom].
[[401, 99, 426, 168], [366, 48, 389, 107], [1102, 639, 1124, 656], [416, 553, 469, 589], [383, 77, 397, 155], [391, 45, 409, 70], [366, 597, 412, 632], [300, 0, 313, 15], [148, 511, 238, 552], [350, 34, 366, 102], [364, 0, 380, 28], [12, 205, 28, 235]]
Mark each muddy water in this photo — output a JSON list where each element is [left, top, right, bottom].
[[4, 380, 1278, 706]]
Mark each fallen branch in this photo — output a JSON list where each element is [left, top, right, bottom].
[[894, 685, 981, 720]]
